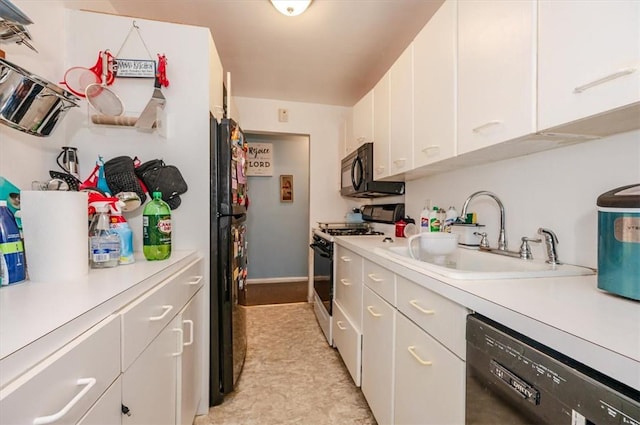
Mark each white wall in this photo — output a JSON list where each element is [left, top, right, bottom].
[[405, 130, 640, 269], [234, 97, 356, 228]]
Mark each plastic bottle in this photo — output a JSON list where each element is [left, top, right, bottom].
[[429, 206, 442, 232], [444, 206, 458, 227], [109, 200, 135, 265], [143, 192, 172, 261], [0, 200, 26, 285], [420, 200, 432, 233], [88, 202, 120, 268]]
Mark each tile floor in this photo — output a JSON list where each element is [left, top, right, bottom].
[[195, 302, 376, 425]]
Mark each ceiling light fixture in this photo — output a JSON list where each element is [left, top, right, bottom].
[[270, 0, 312, 17]]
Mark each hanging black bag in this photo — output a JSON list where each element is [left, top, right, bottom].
[[135, 159, 188, 209]]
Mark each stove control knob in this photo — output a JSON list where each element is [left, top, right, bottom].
[[382, 237, 394, 243]]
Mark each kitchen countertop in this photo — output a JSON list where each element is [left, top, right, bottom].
[[335, 235, 640, 391], [0, 250, 199, 387]]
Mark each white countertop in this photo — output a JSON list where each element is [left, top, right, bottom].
[[335, 235, 640, 390], [0, 250, 199, 387]]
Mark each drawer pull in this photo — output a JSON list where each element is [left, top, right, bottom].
[[340, 256, 352, 262], [33, 377, 96, 425], [573, 67, 636, 93], [421, 145, 440, 156], [183, 319, 194, 346], [472, 120, 502, 133], [188, 276, 203, 286], [407, 346, 433, 366], [149, 305, 174, 322], [173, 328, 184, 357], [336, 321, 347, 331], [409, 300, 435, 315], [340, 278, 352, 286], [367, 273, 383, 283], [366, 306, 382, 317]]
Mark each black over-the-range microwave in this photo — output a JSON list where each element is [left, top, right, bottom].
[[340, 143, 405, 198]]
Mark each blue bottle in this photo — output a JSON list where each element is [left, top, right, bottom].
[[0, 200, 26, 285]]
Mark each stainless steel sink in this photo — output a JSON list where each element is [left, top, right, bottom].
[[375, 246, 595, 280]]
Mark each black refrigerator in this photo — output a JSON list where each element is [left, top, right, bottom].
[[209, 116, 248, 406]]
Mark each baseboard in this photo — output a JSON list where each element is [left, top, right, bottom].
[[242, 279, 309, 306], [247, 276, 308, 285]]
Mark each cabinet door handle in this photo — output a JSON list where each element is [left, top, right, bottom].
[[357, 136, 366, 142], [336, 321, 347, 331], [409, 299, 435, 315], [173, 328, 184, 357], [340, 256, 352, 262], [149, 305, 174, 322], [407, 346, 433, 366], [472, 120, 502, 133], [573, 67, 636, 93], [188, 276, 203, 286], [421, 145, 440, 156], [183, 319, 194, 346], [367, 273, 383, 283], [366, 305, 382, 317], [393, 158, 407, 166], [33, 377, 96, 425], [340, 278, 352, 286]]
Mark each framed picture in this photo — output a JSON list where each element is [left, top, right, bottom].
[[280, 174, 293, 202]]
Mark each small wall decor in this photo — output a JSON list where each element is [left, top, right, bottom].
[[247, 143, 273, 176], [280, 174, 293, 202]]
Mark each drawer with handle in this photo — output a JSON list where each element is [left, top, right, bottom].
[[396, 275, 468, 359], [120, 257, 203, 370], [0, 316, 120, 425], [363, 259, 396, 306]]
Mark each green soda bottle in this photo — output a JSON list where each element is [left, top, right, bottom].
[[143, 192, 172, 260]]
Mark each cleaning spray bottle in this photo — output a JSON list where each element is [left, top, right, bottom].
[[88, 196, 120, 269], [0, 200, 26, 285], [109, 199, 135, 265]]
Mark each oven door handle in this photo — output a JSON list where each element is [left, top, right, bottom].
[[309, 243, 332, 259]]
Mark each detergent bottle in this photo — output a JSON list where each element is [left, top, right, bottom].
[[109, 199, 135, 265]]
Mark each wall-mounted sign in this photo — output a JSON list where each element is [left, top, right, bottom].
[[247, 143, 273, 176], [114, 59, 156, 78]]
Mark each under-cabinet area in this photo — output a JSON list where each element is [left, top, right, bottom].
[[331, 236, 640, 425], [0, 251, 203, 425]]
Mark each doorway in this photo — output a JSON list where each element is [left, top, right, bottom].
[[243, 131, 310, 305]]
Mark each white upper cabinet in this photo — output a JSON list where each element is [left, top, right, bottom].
[[373, 71, 391, 179], [538, 1, 640, 131], [413, 0, 457, 169], [351, 89, 374, 153], [389, 44, 414, 175], [457, 0, 536, 155]]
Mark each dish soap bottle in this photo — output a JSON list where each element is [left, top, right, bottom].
[[88, 203, 120, 268], [143, 192, 172, 261], [0, 200, 26, 285]]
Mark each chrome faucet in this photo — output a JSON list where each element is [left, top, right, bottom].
[[538, 228, 560, 265], [460, 191, 507, 250]]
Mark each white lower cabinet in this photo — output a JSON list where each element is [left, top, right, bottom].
[[333, 300, 362, 386], [361, 286, 395, 425], [77, 377, 123, 425], [0, 316, 120, 425], [178, 290, 203, 425], [122, 315, 181, 425], [394, 313, 465, 425]]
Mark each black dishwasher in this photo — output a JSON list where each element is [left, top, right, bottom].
[[466, 314, 640, 425]]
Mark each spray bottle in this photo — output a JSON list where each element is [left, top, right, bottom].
[[88, 195, 120, 269], [0, 200, 26, 285], [109, 199, 135, 265]]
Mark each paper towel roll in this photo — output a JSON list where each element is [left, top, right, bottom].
[[21, 191, 88, 282]]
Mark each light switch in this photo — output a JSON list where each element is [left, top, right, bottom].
[[278, 108, 289, 122]]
